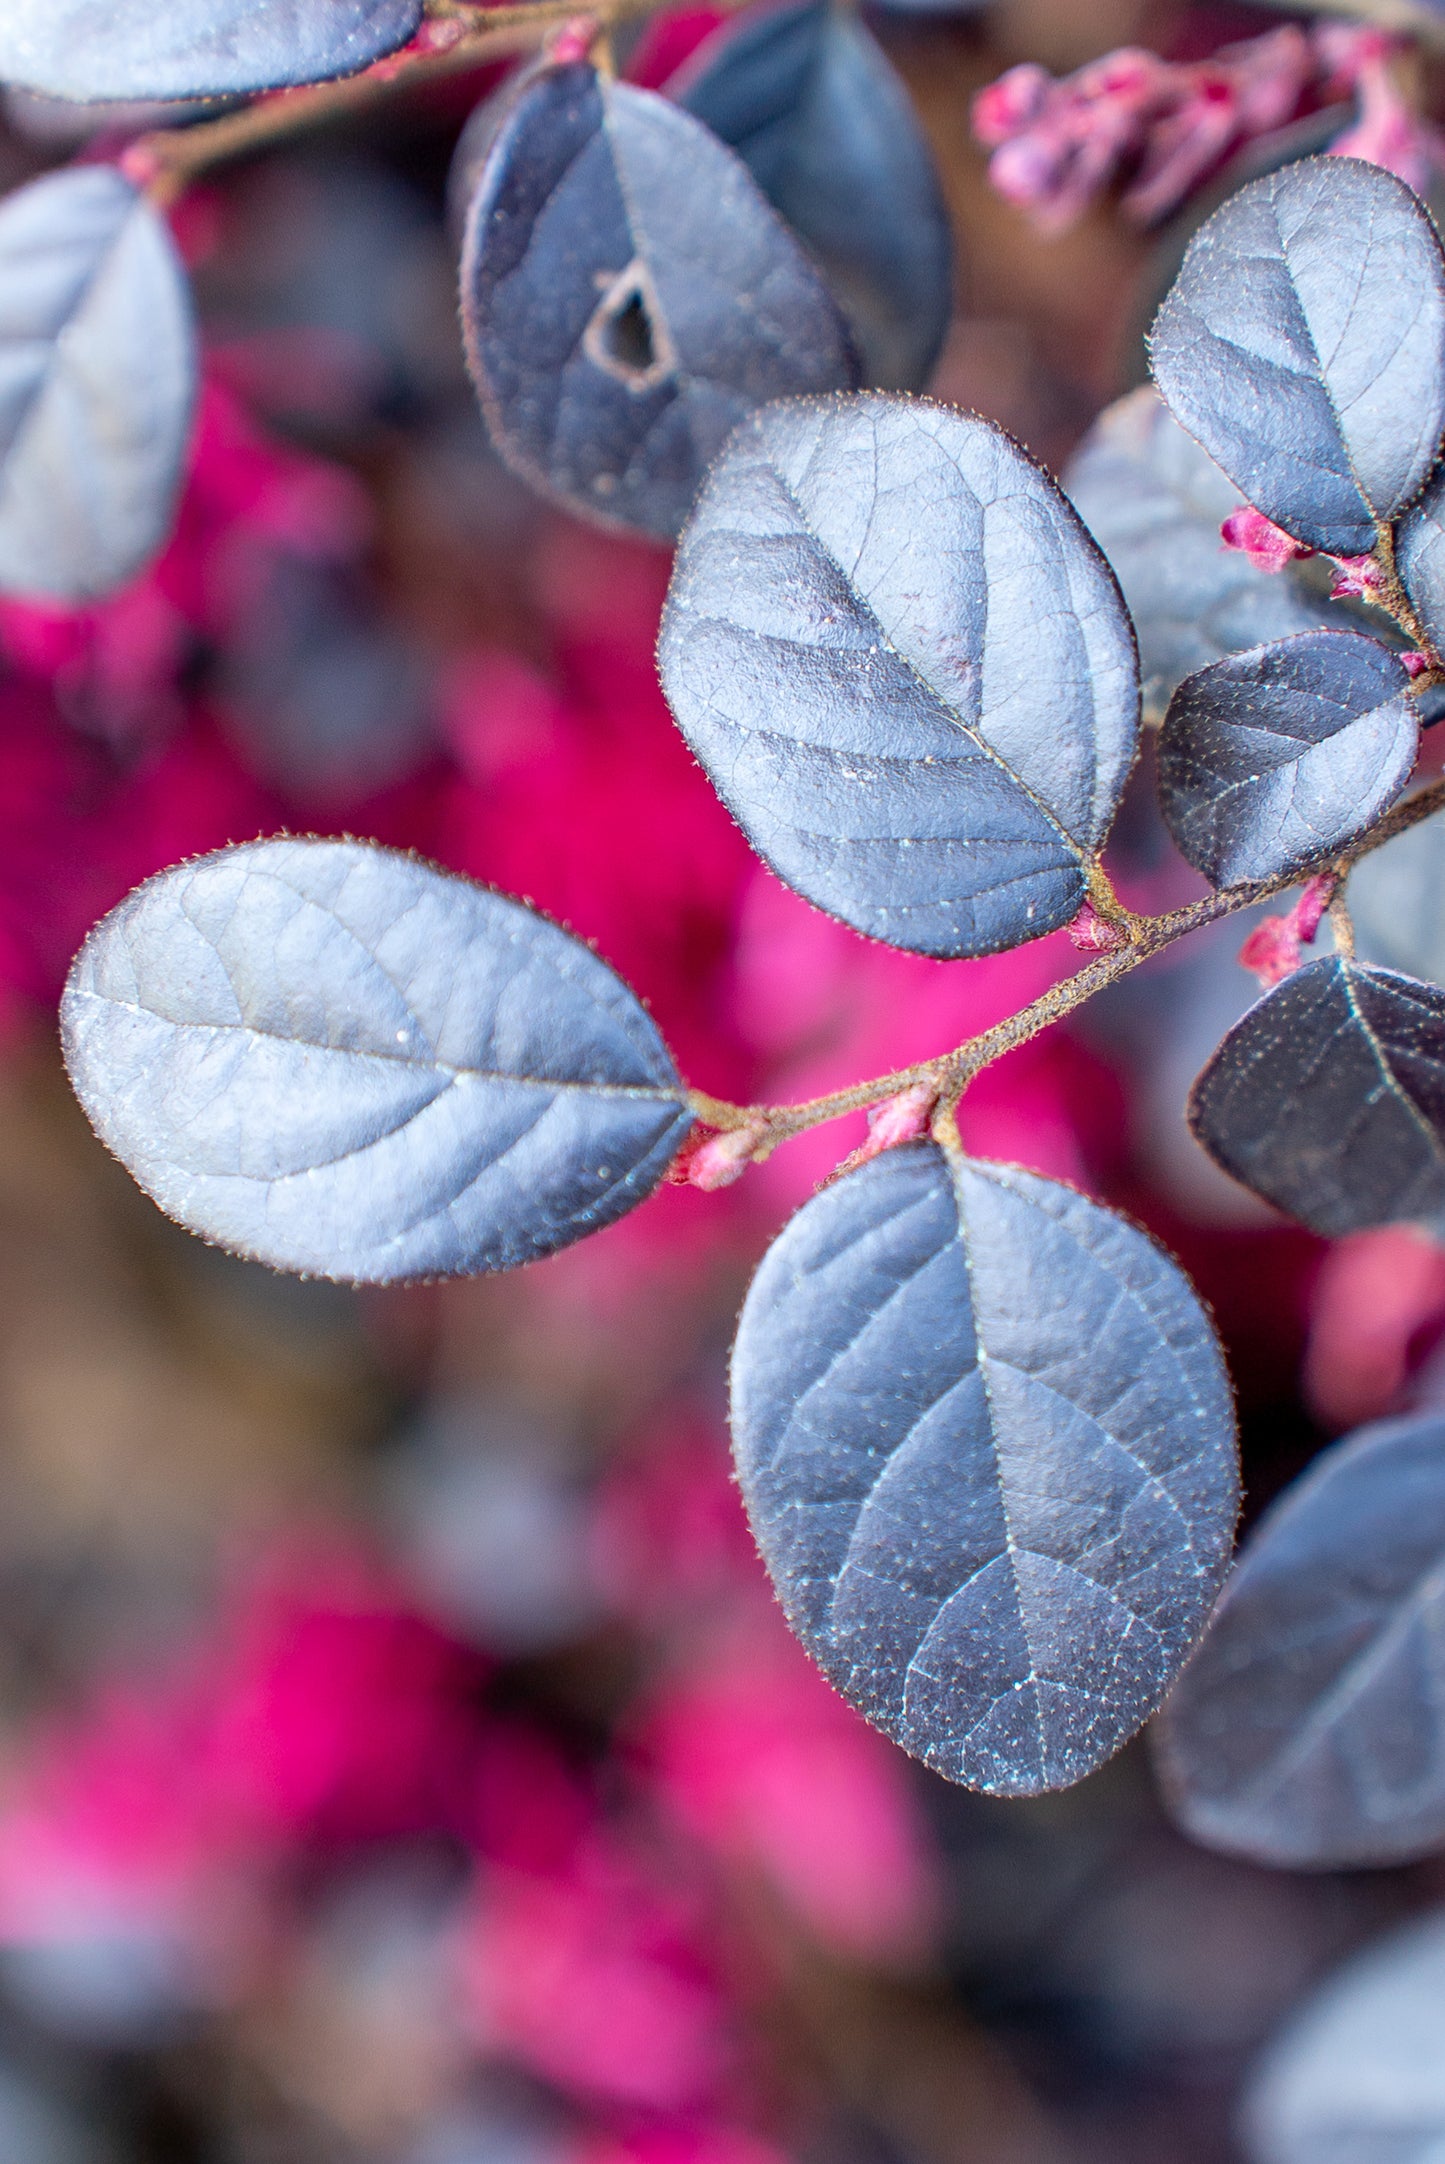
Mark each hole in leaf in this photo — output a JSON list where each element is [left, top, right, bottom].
[[606, 289, 654, 375], [584, 260, 674, 391]]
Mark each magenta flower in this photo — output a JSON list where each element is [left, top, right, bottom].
[[632, 1611, 937, 1962], [973, 24, 1439, 234], [457, 1836, 730, 2112]]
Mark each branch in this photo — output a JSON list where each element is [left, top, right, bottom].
[[99, 0, 1445, 1171], [121, 0, 708, 199], [686, 772, 1445, 1160], [1366, 523, 1443, 673]]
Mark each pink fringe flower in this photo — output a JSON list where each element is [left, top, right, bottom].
[[974, 24, 1443, 235]]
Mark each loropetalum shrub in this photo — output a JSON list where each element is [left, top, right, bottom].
[[17, 4, 1445, 1863]]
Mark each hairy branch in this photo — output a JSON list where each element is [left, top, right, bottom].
[[122, 0, 715, 199], [687, 772, 1445, 1161]]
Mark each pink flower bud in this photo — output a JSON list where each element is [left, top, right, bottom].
[[1089, 50, 1159, 103], [863, 1083, 937, 1154], [415, 16, 462, 53], [1402, 651, 1432, 680], [547, 16, 598, 65], [1294, 874, 1335, 947], [1231, 27, 1314, 131], [972, 26, 1342, 236], [1312, 24, 1395, 87], [118, 142, 163, 192], [1220, 508, 1314, 574], [666, 1125, 763, 1191], [1237, 915, 1301, 990], [829, 1084, 940, 1182], [1328, 553, 1384, 601], [1066, 900, 1129, 953]]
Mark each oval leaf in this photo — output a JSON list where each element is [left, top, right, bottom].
[[1350, 812, 1445, 984], [1245, 1912, 1445, 2164], [0, 166, 196, 601], [1066, 388, 1368, 722], [1158, 1411, 1445, 1868], [730, 1141, 1239, 1795], [1149, 158, 1445, 557], [1158, 631, 1418, 888], [657, 392, 1141, 958], [670, 0, 952, 391], [60, 839, 693, 1284], [459, 58, 858, 540], [0, 0, 421, 100], [1189, 955, 1445, 1236]]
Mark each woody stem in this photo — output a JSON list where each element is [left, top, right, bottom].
[[123, 0, 736, 200], [686, 772, 1445, 1152]]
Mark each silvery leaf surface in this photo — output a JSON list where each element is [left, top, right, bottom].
[[0, 166, 196, 600], [1149, 158, 1445, 557], [1189, 957, 1445, 1236], [459, 60, 857, 540], [1159, 1411, 1445, 1869], [1158, 631, 1417, 888], [1065, 387, 1362, 721], [0, 0, 421, 100], [61, 839, 693, 1284], [672, 0, 951, 390], [731, 1142, 1238, 1794], [659, 392, 1140, 957]]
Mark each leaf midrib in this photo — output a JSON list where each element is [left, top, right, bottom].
[[758, 433, 1089, 863], [69, 987, 683, 1103]]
